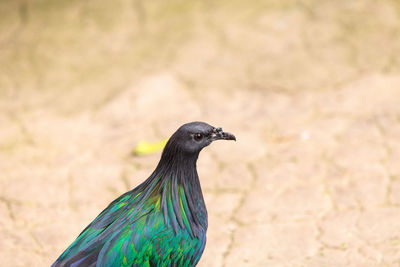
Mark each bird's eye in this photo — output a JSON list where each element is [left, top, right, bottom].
[[194, 133, 203, 141]]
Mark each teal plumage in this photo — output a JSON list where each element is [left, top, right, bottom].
[[52, 122, 235, 267]]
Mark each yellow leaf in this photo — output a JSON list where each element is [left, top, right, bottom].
[[132, 138, 168, 156]]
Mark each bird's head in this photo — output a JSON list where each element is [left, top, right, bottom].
[[165, 121, 236, 156]]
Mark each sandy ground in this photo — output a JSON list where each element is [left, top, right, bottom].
[[1, 0, 400, 266]]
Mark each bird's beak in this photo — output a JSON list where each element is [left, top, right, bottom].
[[210, 127, 236, 141]]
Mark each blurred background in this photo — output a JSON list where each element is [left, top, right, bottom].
[[1, 0, 400, 266]]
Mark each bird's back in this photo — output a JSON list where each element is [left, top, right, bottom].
[[52, 176, 207, 267]]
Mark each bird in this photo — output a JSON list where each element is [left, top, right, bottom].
[[52, 121, 236, 267]]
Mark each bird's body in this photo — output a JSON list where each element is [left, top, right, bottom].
[[52, 122, 235, 267]]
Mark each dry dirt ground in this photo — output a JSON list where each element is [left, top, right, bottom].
[[1, 1, 400, 266]]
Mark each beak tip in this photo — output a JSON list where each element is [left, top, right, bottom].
[[225, 132, 236, 141]]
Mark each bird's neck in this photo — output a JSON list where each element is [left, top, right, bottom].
[[149, 150, 208, 236]]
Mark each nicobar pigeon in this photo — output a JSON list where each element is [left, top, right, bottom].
[[52, 122, 236, 267]]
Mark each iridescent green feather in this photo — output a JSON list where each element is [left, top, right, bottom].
[[53, 177, 206, 267]]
